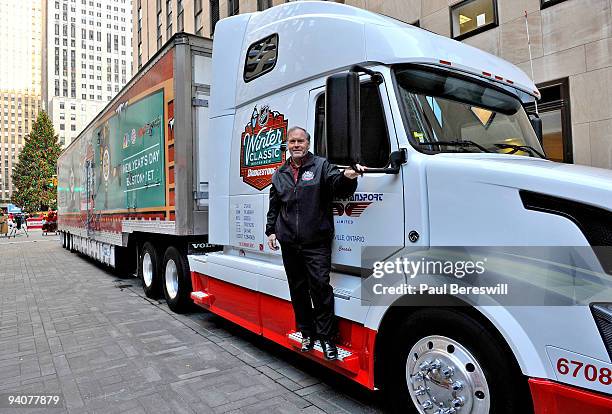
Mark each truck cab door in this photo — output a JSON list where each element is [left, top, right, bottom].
[[307, 78, 405, 303]]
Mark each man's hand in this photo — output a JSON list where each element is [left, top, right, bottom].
[[343, 163, 366, 179], [267, 234, 279, 250]]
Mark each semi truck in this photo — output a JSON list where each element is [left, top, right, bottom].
[[58, 2, 612, 413]]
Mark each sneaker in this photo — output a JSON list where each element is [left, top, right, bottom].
[[320, 339, 338, 360], [301, 335, 314, 352]]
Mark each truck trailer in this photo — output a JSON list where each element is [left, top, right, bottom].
[[58, 2, 612, 413], [57, 34, 215, 312]]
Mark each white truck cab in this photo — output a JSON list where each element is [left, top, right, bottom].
[[185, 2, 612, 413]]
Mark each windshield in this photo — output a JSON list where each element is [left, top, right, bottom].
[[395, 66, 545, 157]]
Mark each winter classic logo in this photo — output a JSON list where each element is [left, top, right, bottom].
[[240, 105, 288, 190]]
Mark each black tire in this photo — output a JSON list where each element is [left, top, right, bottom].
[[385, 308, 532, 414], [162, 246, 193, 313], [139, 242, 162, 299]]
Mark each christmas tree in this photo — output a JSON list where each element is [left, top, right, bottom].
[[11, 111, 62, 212]]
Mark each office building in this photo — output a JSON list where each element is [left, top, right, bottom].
[[44, 0, 133, 148], [0, 0, 44, 206]]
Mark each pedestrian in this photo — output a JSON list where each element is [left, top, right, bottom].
[[265, 126, 364, 360], [7, 215, 16, 238], [21, 213, 29, 237]]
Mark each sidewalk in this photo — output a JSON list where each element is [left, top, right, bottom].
[[0, 230, 384, 413]]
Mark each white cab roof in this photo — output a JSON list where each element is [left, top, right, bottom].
[[213, 1, 538, 114]]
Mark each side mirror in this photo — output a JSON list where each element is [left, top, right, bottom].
[[325, 72, 361, 166], [528, 112, 543, 144]]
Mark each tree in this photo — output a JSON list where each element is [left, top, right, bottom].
[[11, 111, 62, 212]]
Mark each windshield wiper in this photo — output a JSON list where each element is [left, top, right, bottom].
[[493, 143, 546, 159], [417, 140, 491, 153]]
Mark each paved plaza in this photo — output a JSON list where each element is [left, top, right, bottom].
[[0, 230, 384, 413]]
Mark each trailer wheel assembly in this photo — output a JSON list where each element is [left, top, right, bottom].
[[385, 308, 531, 414], [162, 246, 192, 313], [140, 242, 162, 299]]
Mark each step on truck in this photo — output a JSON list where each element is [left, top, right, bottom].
[[58, 2, 612, 413]]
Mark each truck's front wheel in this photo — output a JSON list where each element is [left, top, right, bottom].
[[162, 246, 192, 313], [385, 308, 532, 414], [140, 242, 162, 299]]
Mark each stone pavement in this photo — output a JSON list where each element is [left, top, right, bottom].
[[0, 230, 386, 413]]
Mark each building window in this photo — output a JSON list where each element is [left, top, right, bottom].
[[138, 42, 143, 69], [166, 0, 173, 39], [194, 0, 203, 35], [137, 0, 142, 46], [540, 0, 567, 9], [524, 78, 572, 163], [157, 8, 162, 48], [210, 0, 219, 36], [157, 12, 162, 49], [228, 0, 239, 16], [177, 0, 184, 32], [257, 0, 272, 11], [450, 0, 498, 40]]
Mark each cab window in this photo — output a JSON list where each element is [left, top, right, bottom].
[[243, 34, 278, 82]]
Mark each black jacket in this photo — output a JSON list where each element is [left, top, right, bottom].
[[266, 153, 358, 245]]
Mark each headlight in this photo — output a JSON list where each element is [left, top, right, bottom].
[[591, 303, 612, 360]]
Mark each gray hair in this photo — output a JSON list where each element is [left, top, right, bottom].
[[287, 126, 311, 142]]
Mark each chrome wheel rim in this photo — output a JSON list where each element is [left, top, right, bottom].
[[165, 259, 179, 299], [142, 252, 153, 287], [407, 335, 490, 414]]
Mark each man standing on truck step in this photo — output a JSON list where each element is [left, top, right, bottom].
[[266, 126, 364, 360]]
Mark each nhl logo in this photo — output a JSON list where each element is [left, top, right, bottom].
[[302, 171, 314, 181]]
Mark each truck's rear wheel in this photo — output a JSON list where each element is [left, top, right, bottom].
[[140, 242, 162, 299], [162, 246, 192, 313], [385, 308, 532, 414]]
